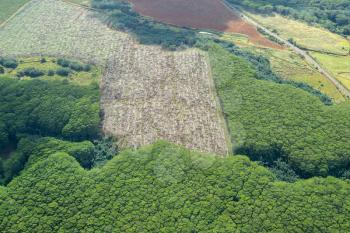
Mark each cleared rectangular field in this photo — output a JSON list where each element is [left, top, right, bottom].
[[102, 44, 229, 155], [0, 0, 229, 155]]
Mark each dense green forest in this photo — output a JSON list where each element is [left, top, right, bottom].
[[0, 74, 100, 184], [209, 43, 350, 178], [91, 0, 198, 49], [0, 141, 349, 232], [227, 0, 350, 35]]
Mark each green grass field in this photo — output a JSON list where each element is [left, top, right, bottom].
[[256, 48, 345, 102], [65, 0, 90, 6], [0, 0, 30, 24], [2, 57, 101, 86], [220, 35, 346, 102], [311, 52, 350, 90], [248, 13, 350, 55]]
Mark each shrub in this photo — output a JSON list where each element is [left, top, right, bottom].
[[40, 58, 46, 63], [0, 57, 18, 69], [56, 68, 71, 77], [57, 58, 92, 72], [47, 70, 55, 76], [0, 66, 4, 74], [57, 58, 70, 67], [17, 68, 45, 78]]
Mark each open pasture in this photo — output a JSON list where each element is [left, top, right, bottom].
[[127, 0, 281, 49], [249, 13, 350, 55], [311, 52, 350, 90], [254, 48, 345, 102], [0, 0, 229, 155]]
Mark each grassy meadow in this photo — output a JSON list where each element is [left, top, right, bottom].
[[2, 57, 101, 86], [248, 13, 350, 55], [311, 52, 350, 90], [221, 32, 345, 102], [256, 48, 345, 102]]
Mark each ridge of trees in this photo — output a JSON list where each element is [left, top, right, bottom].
[[0, 141, 349, 232], [208, 43, 350, 178]]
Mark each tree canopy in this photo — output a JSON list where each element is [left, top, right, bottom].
[[208, 43, 350, 178], [0, 141, 349, 232]]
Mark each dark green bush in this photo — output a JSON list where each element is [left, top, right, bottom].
[[0, 66, 4, 74], [56, 68, 71, 77], [17, 68, 45, 78], [47, 70, 55, 76], [0, 57, 18, 69]]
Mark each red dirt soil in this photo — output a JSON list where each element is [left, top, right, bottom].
[[127, 0, 282, 49]]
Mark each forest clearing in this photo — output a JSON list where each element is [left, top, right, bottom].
[[102, 43, 229, 155], [0, 0, 229, 155]]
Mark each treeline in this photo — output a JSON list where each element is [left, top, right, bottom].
[[0, 142, 349, 232], [211, 39, 332, 105], [0, 77, 100, 144], [209, 43, 350, 178], [227, 0, 350, 35], [0, 77, 101, 184], [91, 0, 198, 49]]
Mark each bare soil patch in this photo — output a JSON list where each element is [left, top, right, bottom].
[[127, 0, 281, 49]]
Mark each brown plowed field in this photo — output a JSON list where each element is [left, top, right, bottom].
[[127, 0, 282, 49]]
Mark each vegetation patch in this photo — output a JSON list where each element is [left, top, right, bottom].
[[227, 0, 350, 36], [253, 47, 345, 102], [0, 0, 129, 64], [0, 0, 30, 24], [311, 52, 350, 90], [246, 13, 350, 55], [1, 56, 101, 86]]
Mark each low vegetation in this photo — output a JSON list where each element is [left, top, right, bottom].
[[0, 0, 128, 64], [0, 0, 29, 24], [1, 56, 101, 85], [213, 40, 333, 105], [311, 52, 350, 90], [250, 47, 345, 102], [227, 0, 350, 36], [0, 142, 349, 232], [246, 13, 350, 55], [91, 0, 198, 49]]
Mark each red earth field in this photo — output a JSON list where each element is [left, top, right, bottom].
[[127, 0, 282, 49]]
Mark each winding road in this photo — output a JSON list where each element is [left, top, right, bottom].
[[222, 0, 350, 99]]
